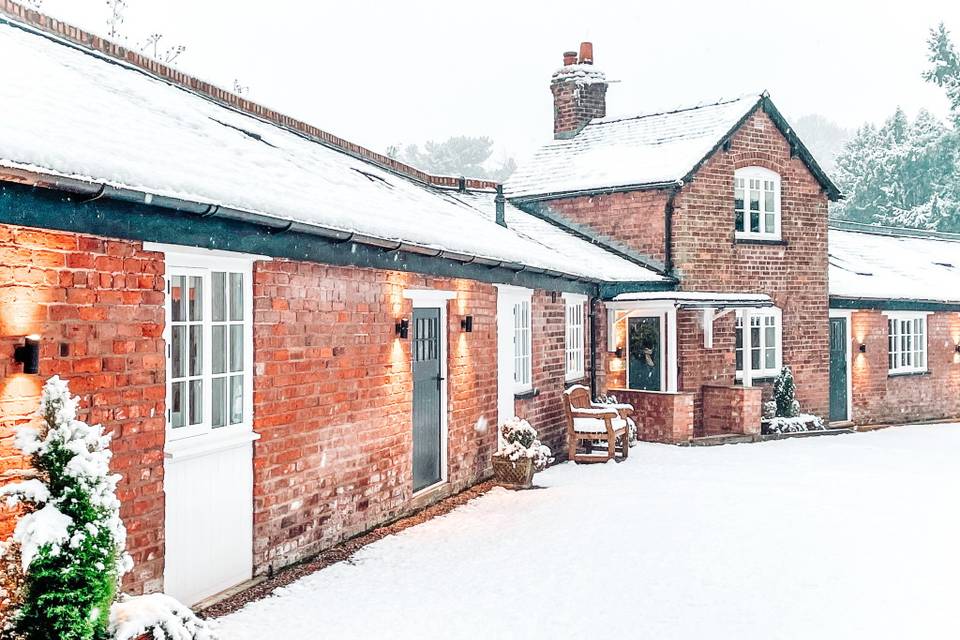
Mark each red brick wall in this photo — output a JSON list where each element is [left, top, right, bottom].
[[608, 388, 694, 443], [0, 224, 166, 595], [702, 385, 762, 436], [672, 110, 831, 419], [849, 310, 960, 425], [251, 261, 501, 574], [544, 190, 670, 264]]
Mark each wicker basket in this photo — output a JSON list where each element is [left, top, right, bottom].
[[492, 456, 536, 489]]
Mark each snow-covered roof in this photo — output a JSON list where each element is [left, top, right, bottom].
[[829, 224, 960, 304], [0, 17, 666, 285], [506, 95, 762, 199], [610, 291, 772, 308], [451, 193, 664, 282]]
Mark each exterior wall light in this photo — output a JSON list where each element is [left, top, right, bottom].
[[395, 318, 409, 339], [615, 346, 625, 359], [460, 315, 473, 332], [955, 344, 960, 354], [14, 334, 41, 374], [858, 343, 867, 353]]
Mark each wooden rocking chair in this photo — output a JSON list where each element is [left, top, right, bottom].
[[562, 385, 633, 463]]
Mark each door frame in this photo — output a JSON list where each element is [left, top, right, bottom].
[[828, 309, 853, 423], [404, 289, 454, 496]]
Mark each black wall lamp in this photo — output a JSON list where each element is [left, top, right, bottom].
[[858, 343, 867, 353], [615, 346, 625, 359], [460, 315, 473, 332], [395, 318, 409, 339], [955, 344, 960, 354], [14, 334, 41, 374]]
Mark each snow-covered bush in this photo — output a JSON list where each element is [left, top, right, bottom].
[[762, 367, 827, 435], [762, 400, 777, 420], [495, 417, 553, 471], [0, 376, 132, 640], [596, 394, 637, 445], [772, 367, 800, 418], [109, 594, 217, 640], [764, 414, 827, 434]]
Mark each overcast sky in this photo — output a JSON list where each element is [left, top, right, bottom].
[[37, 0, 960, 162]]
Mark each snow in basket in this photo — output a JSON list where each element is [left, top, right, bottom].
[[494, 417, 553, 471]]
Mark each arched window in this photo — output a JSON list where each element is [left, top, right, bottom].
[[734, 167, 781, 239]]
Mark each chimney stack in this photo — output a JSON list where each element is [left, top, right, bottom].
[[551, 42, 607, 139]]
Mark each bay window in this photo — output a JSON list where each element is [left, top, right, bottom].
[[734, 167, 781, 239], [735, 308, 782, 380], [886, 313, 928, 374]]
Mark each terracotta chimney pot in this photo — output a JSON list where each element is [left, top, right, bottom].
[[578, 41, 594, 65]]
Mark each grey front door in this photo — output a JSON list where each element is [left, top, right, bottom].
[[829, 317, 848, 422], [412, 308, 442, 492], [628, 316, 662, 391]]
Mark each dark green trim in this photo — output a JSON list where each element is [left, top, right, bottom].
[[599, 280, 677, 300], [514, 388, 540, 400], [0, 182, 602, 295], [888, 371, 931, 379], [829, 219, 960, 242], [830, 296, 960, 312], [683, 95, 843, 202], [509, 181, 681, 204]]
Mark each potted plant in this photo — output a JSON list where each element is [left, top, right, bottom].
[[492, 417, 553, 489]]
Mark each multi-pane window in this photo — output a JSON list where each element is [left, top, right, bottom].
[[734, 167, 780, 239], [887, 314, 927, 374], [735, 309, 781, 379], [167, 256, 252, 440], [564, 296, 585, 380], [513, 299, 532, 391]]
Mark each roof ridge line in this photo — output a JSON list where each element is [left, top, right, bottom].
[[829, 218, 960, 242], [0, 0, 498, 193], [592, 92, 761, 127]]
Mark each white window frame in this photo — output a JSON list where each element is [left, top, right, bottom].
[[735, 307, 783, 380], [884, 311, 929, 375], [512, 297, 533, 393], [734, 167, 781, 240], [154, 246, 259, 444], [563, 293, 587, 381]]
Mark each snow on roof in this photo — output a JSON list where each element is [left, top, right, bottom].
[[610, 291, 772, 307], [829, 225, 960, 304], [0, 18, 665, 285], [506, 94, 761, 199], [451, 193, 663, 282]]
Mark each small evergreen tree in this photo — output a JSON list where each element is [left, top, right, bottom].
[[772, 366, 799, 418], [0, 377, 131, 640]]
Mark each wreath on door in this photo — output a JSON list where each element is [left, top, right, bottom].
[[629, 322, 658, 367]]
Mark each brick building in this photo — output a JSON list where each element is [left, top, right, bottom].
[[1, 3, 959, 611]]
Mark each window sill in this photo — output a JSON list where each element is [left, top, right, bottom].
[[165, 429, 260, 461], [734, 237, 787, 246], [887, 370, 930, 379], [514, 387, 540, 400], [735, 376, 778, 384], [564, 373, 587, 384]]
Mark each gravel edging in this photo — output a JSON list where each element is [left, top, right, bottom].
[[199, 480, 495, 619]]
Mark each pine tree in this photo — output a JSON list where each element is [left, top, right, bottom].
[[773, 366, 799, 418], [0, 377, 131, 640], [923, 22, 960, 126]]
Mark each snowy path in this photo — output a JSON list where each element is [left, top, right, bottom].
[[216, 425, 960, 639]]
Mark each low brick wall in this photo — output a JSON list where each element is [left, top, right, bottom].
[[701, 385, 762, 436], [610, 389, 694, 444]]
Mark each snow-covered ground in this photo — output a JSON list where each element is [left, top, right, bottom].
[[216, 425, 960, 639]]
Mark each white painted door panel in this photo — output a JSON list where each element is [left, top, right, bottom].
[[164, 439, 254, 606]]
